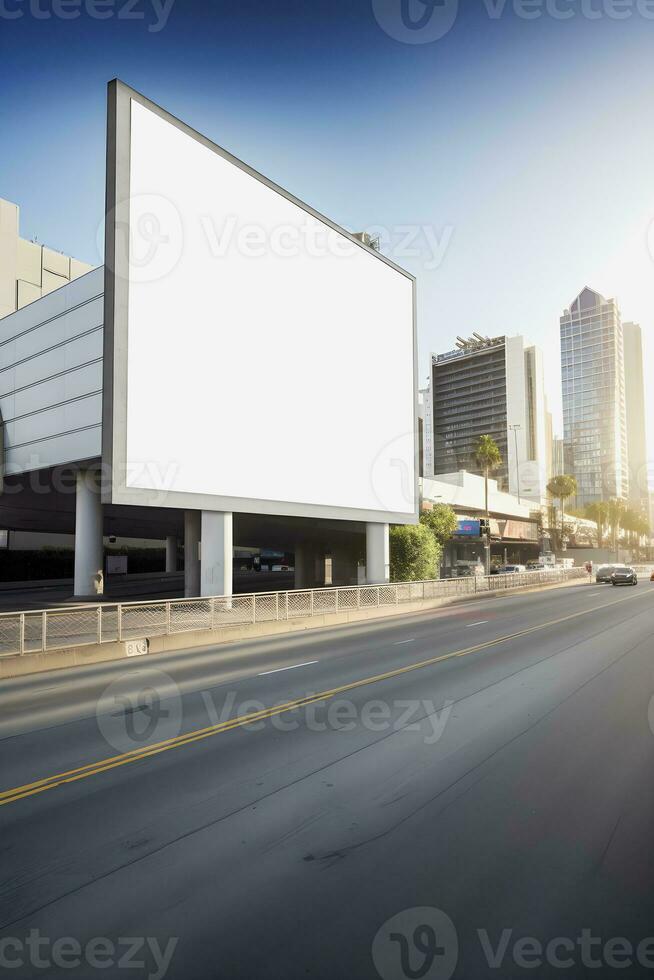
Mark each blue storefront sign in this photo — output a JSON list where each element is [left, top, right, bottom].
[[456, 519, 481, 537]]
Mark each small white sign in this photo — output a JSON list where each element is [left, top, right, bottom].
[[107, 555, 128, 575], [125, 638, 149, 658]]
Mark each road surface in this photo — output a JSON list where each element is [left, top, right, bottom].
[[1, 579, 654, 979]]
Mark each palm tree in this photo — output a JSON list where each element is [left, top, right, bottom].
[[620, 507, 650, 558], [475, 435, 502, 516], [635, 513, 651, 559], [546, 475, 578, 550], [607, 497, 627, 557], [620, 507, 639, 550], [584, 501, 608, 548], [475, 435, 502, 573]]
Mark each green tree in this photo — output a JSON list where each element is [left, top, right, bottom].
[[607, 497, 627, 555], [620, 506, 638, 548], [546, 475, 578, 549], [635, 512, 651, 558], [584, 501, 608, 548], [420, 503, 458, 548], [389, 523, 439, 582], [619, 506, 650, 556]]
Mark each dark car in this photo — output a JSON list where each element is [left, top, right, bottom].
[[596, 564, 621, 583], [611, 566, 638, 586]]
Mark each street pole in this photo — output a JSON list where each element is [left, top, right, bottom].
[[483, 470, 491, 576], [484, 523, 491, 577]]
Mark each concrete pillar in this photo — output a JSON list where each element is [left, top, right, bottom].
[[314, 550, 327, 588], [184, 511, 201, 597], [165, 535, 178, 573], [200, 511, 233, 597], [366, 522, 390, 584], [74, 469, 103, 597]]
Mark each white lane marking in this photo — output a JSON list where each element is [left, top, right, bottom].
[[466, 620, 489, 627], [258, 661, 318, 676], [394, 638, 416, 645]]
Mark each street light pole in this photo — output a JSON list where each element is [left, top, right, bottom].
[[509, 424, 522, 504]]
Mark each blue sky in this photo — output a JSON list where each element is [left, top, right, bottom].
[[2, 0, 653, 469]]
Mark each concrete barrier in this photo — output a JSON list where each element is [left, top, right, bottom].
[[0, 574, 590, 680]]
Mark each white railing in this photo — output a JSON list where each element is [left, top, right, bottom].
[[0, 567, 588, 660]]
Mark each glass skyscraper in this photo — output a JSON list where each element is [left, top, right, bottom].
[[560, 288, 629, 508], [622, 321, 649, 508]]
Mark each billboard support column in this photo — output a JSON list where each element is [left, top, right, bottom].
[[201, 511, 233, 598], [366, 522, 390, 584], [74, 470, 103, 597], [184, 511, 201, 597]]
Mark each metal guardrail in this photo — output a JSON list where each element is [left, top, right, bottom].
[[0, 567, 588, 660]]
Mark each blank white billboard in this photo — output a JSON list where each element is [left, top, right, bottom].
[[104, 82, 417, 522]]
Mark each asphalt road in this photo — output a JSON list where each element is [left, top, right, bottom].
[[1, 579, 654, 979]]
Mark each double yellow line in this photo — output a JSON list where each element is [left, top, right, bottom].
[[1, 587, 651, 808]]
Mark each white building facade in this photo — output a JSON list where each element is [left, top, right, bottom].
[[0, 197, 94, 319]]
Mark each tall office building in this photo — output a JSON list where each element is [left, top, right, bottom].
[[551, 436, 566, 477], [423, 334, 550, 502], [622, 321, 649, 507], [560, 288, 628, 508], [0, 197, 93, 318]]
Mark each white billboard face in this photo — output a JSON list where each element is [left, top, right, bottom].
[[104, 83, 417, 523]]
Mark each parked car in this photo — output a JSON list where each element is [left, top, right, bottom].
[[611, 566, 638, 586], [497, 564, 526, 574], [454, 562, 485, 578], [596, 564, 623, 583]]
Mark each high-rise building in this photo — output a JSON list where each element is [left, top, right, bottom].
[[0, 197, 93, 319], [622, 321, 649, 507], [551, 436, 566, 477], [560, 287, 628, 508], [423, 334, 550, 502]]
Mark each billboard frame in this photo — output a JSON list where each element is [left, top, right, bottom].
[[103, 79, 418, 524]]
